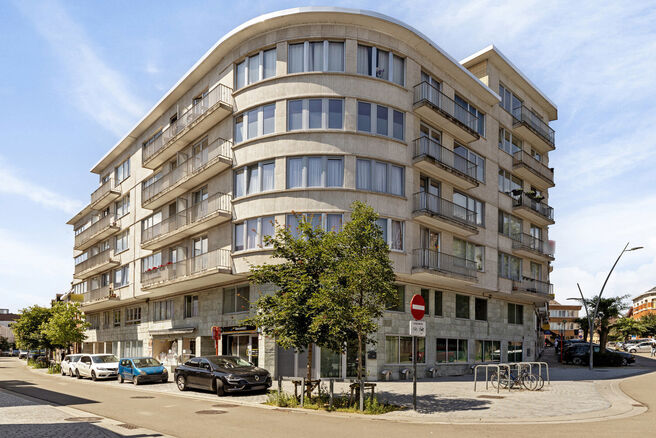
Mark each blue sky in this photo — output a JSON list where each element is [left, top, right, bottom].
[[1, 0, 655, 313]]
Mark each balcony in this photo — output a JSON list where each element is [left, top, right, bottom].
[[412, 137, 479, 190], [513, 277, 553, 297], [511, 233, 555, 260], [512, 192, 555, 226], [74, 215, 120, 251], [413, 81, 480, 143], [73, 247, 119, 280], [141, 192, 232, 250], [142, 84, 233, 169], [90, 177, 121, 210], [412, 248, 478, 281], [512, 151, 554, 189], [141, 248, 232, 294], [412, 192, 479, 236], [512, 105, 555, 151], [142, 137, 232, 210]]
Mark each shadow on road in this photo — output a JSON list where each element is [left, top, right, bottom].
[[0, 379, 99, 407], [0, 423, 163, 437], [376, 391, 491, 413]]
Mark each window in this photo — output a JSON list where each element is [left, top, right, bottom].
[[125, 306, 141, 325], [499, 127, 522, 155], [508, 341, 523, 362], [454, 94, 485, 136], [234, 104, 275, 143], [387, 285, 405, 312], [286, 213, 343, 238], [287, 98, 344, 131], [453, 238, 484, 271], [508, 303, 524, 325], [184, 295, 199, 318], [286, 156, 344, 189], [113, 265, 129, 288], [356, 158, 404, 196], [375, 217, 404, 251], [235, 48, 276, 90], [87, 314, 99, 330], [288, 41, 344, 73], [234, 161, 275, 197], [455, 294, 470, 319], [475, 340, 501, 362], [357, 44, 404, 86], [434, 291, 443, 316], [436, 338, 468, 363], [454, 143, 485, 182], [498, 211, 523, 239], [102, 311, 110, 328], [385, 336, 424, 364], [114, 158, 130, 184], [153, 299, 173, 321], [499, 83, 522, 118], [115, 195, 129, 218], [73, 282, 87, 295], [234, 216, 275, 251], [453, 191, 484, 226], [420, 289, 430, 316], [142, 172, 162, 191], [113, 309, 121, 327], [142, 129, 162, 153], [498, 169, 523, 194], [498, 252, 522, 281], [141, 252, 162, 272], [475, 298, 487, 321], [223, 285, 250, 313], [356, 101, 404, 140], [115, 230, 129, 254]]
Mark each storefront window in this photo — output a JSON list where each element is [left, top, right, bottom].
[[508, 341, 523, 362], [320, 348, 342, 378]]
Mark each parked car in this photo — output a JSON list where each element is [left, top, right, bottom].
[[625, 341, 654, 353], [75, 354, 119, 380], [18, 350, 27, 359], [565, 344, 634, 366], [606, 348, 636, 365], [556, 338, 585, 353], [174, 355, 271, 396], [118, 357, 168, 385], [623, 339, 652, 351], [61, 354, 82, 377]]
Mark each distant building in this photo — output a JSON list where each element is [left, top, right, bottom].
[[631, 287, 656, 319], [0, 309, 19, 344], [548, 300, 581, 339]]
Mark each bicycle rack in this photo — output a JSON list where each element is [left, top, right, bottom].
[[508, 361, 550, 386], [473, 363, 511, 393]]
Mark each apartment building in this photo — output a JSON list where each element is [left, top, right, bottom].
[[67, 7, 557, 379], [631, 287, 656, 319], [548, 300, 581, 340]]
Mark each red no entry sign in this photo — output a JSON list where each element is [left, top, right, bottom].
[[410, 294, 425, 320]]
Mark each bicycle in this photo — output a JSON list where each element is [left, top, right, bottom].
[[489, 367, 542, 391]]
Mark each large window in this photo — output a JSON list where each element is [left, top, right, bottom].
[[498, 211, 523, 239], [234, 161, 275, 198], [125, 306, 141, 326], [141, 252, 162, 273], [113, 309, 121, 327], [499, 252, 522, 281], [455, 94, 485, 136], [234, 216, 275, 251], [288, 41, 345, 73], [235, 48, 276, 90], [286, 213, 343, 238], [286, 156, 344, 188], [356, 101, 404, 141], [499, 127, 522, 155], [499, 83, 522, 117], [508, 303, 524, 325], [454, 143, 485, 182], [498, 169, 523, 194], [115, 230, 129, 254], [115, 195, 129, 218], [114, 158, 130, 185], [385, 336, 424, 364], [356, 158, 404, 196], [223, 285, 250, 313], [475, 340, 501, 362], [508, 341, 523, 362], [86, 314, 99, 329], [475, 298, 488, 321], [153, 299, 173, 321], [436, 338, 468, 363], [420, 289, 430, 316], [375, 217, 404, 251], [287, 98, 344, 131], [73, 282, 87, 295], [455, 294, 470, 319], [387, 285, 405, 312], [184, 295, 199, 318], [356, 44, 404, 86], [234, 104, 275, 144], [453, 191, 484, 226], [453, 238, 484, 271], [113, 265, 129, 288]]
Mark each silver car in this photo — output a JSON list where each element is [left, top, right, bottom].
[[626, 341, 654, 353]]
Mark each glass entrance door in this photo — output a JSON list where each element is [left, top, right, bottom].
[[226, 334, 259, 366]]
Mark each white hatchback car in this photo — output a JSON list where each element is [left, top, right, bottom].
[[61, 354, 82, 377], [76, 354, 119, 381]]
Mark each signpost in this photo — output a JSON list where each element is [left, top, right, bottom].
[[211, 326, 221, 355], [409, 294, 426, 411]]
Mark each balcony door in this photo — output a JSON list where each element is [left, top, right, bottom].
[[419, 176, 440, 212], [192, 138, 208, 171], [420, 227, 440, 269], [192, 186, 208, 221], [421, 71, 441, 107], [192, 236, 208, 273], [419, 123, 441, 158]]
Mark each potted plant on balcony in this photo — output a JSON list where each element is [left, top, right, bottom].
[[510, 189, 523, 197]]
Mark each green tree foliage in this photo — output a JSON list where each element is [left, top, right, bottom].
[[638, 314, 656, 337], [11, 305, 53, 351], [43, 302, 89, 351], [0, 336, 10, 351], [582, 295, 629, 352], [574, 317, 589, 342], [610, 317, 646, 341]]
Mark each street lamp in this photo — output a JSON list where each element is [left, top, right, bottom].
[[570, 242, 642, 370]]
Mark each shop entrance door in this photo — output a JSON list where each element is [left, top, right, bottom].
[[226, 334, 259, 366]]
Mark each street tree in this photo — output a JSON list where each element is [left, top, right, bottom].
[[11, 305, 53, 352], [583, 295, 629, 352], [574, 317, 589, 342], [0, 336, 10, 351], [610, 317, 645, 341], [43, 302, 89, 354], [638, 314, 656, 337]]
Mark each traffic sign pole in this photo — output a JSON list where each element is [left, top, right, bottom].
[[409, 294, 426, 412], [413, 336, 417, 410]]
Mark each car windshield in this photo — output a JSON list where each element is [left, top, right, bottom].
[[133, 358, 161, 368], [92, 355, 118, 363], [208, 356, 252, 369]]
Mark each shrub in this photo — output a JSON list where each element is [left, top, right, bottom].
[[47, 363, 61, 374], [27, 359, 48, 369]]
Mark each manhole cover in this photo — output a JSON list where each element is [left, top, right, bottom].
[[212, 403, 237, 408], [477, 395, 505, 399], [64, 417, 103, 422], [117, 424, 139, 430], [130, 396, 155, 399], [195, 410, 227, 415]]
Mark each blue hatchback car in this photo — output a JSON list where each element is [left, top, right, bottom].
[[118, 357, 169, 385]]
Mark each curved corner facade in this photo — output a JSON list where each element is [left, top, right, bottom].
[[68, 8, 557, 379]]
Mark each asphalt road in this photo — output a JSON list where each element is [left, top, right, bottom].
[[1, 356, 655, 438]]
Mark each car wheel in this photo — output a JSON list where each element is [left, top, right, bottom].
[[69, 369, 74, 377], [118, 373, 124, 383], [572, 357, 583, 366], [161, 376, 168, 383], [61, 368, 66, 376], [630, 349, 637, 353], [176, 375, 187, 391], [214, 379, 225, 397], [91, 371, 97, 381], [76, 370, 81, 379], [133, 375, 139, 385]]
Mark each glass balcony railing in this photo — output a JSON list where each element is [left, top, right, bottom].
[[512, 105, 555, 147], [513, 277, 553, 295], [412, 248, 478, 278], [512, 192, 554, 222], [512, 151, 554, 185], [413, 81, 480, 135], [511, 232, 555, 257], [413, 137, 478, 180], [141, 248, 231, 286], [413, 192, 479, 228]]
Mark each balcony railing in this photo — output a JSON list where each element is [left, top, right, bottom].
[[74, 246, 115, 276], [413, 81, 480, 134], [513, 277, 553, 295], [142, 137, 232, 204], [90, 177, 120, 205], [141, 248, 231, 286], [512, 105, 555, 147], [413, 137, 478, 180], [142, 84, 233, 164], [413, 248, 478, 279], [511, 233, 555, 257], [413, 192, 479, 228], [74, 215, 117, 249], [512, 151, 554, 185], [83, 285, 114, 303], [512, 192, 554, 221], [141, 192, 232, 243]]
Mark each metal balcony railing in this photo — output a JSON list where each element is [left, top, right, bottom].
[[512, 105, 555, 147], [413, 81, 480, 134], [142, 137, 232, 204], [141, 192, 232, 243], [412, 248, 478, 278], [413, 137, 478, 180], [512, 192, 554, 221], [142, 84, 233, 164], [511, 233, 555, 257], [512, 151, 554, 185], [141, 248, 231, 286], [83, 285, 113, 303], [90, 177, 119, 204], [513, 277, 553, 295], [74, 246, 115, 276], [413, 192, 479, 228], [74, 215, 117, 248]]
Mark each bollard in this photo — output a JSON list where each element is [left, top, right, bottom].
[[359, 379, 364, 412], [278, 375, 282, 395]]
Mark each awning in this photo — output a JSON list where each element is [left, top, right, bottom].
[[150, 327, 196, 336]]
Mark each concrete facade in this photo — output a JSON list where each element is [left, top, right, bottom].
[[67, 7, 557, 380], [631, 287, 656, 319]]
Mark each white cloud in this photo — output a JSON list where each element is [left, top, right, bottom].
[[0, 157, 83, 214], [15, 0, 147, 136]]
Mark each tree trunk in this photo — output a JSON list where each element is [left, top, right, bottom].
[[357, 333, 362, 381], [306, 343, 313, 398]]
